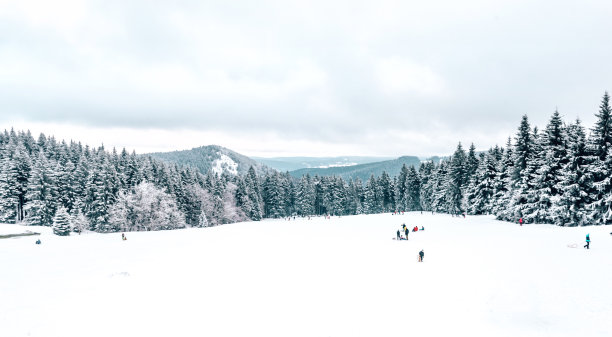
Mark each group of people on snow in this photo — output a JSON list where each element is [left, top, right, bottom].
[[395, 224, 426, 262], [396, 223, 426, 240]]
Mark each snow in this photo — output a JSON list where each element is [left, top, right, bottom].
[[1, 213, 612, 337], [316, 162, 358, 168], [211, 153, 238, 175], [0, 223, 50, 236]]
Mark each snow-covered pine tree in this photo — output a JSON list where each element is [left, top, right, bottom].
[[492, 138, 514, 220], [24, 153, 54, 226], [553, 119, 591, 226], [513, 115, 533, 182], [378, 171, 394, 212], [245, 167, 263, 220], [429, 161, 449, 213], [447, 143, 467, 215], [262, 172, 286, 218], [296, 176, 309, 217], [346, 178, 364, 215], [404, 166, 421, 211], [510, 125, 542, 224], [12, 144, 32, 222], [418, 161, 435, 211], [587, 92, 612, 224], [52, 206, 72, 236], [71, 205, 90, 233], [395, 165, 409, 211], [466, 143, 479, 178], [198, 209, 209, 227], [589, 92, 612, 161], [532, 110, 568, 223], [235, 178, 252, 218], [363, 175, 378, 214], [464, 150, 497, 215]]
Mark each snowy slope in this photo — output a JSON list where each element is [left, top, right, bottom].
[[1, 214, 611, 337], [148, 145, 272, 176], [211, 153, 238, 175]]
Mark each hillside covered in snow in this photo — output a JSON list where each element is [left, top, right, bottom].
[[1, 213, 611, 337], [148, 145, 272, 176]]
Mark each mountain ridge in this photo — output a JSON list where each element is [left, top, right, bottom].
[[148, 145, 272, 176]]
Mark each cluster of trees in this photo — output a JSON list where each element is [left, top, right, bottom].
[[0, 132, 251, 233], [250, 92, 612, 226], [2, 92, 611, 232]]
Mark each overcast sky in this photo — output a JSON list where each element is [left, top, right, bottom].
[[1, 0, 611, 157]]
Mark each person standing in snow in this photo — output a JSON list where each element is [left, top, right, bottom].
[[519, 218, 523, 226], [404, 227, 409, 240], [418, 250, 424, 262], [584, 234, 590, 249], [397, 229, 401, 240]]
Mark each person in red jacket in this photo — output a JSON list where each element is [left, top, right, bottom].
[[519, 218, 523, 226]]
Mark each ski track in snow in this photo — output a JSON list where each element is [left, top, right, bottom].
[[1, 214, 611, 337]]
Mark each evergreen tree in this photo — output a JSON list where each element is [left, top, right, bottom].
[[589, 91, 612, 160], [198, 209, 209, 227], [466, 143, 479, 178], [492, 138, 514, 220], [395, 165, 409, 211], [52, 207, 72, 236], [532, 110, 568, 223], [464, 151, 497, 215], [447, 143, 467, 215], [419, 161, 435, 211], [24, 153, 56, 226], [378, 171, 394, 212], [363, 175, 379, 214], [553, 120, 591, 226], [513, 115, 533, 181], [404, 166, 421, 211]]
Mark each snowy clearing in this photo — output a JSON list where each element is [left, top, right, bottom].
[[1, 213, 611, 337], [211, 153, 238, 175]]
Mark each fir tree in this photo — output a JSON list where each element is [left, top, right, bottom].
[[52, 207, 72, 236], [553, 120, 590, 226], [447, 143, 467, 215], [589, 91, 612, 160]]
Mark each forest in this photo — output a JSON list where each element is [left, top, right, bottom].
[[1, 92, 611, 232]]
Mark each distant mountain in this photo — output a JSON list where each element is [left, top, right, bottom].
[[288, 156, 423, 181], [253, 156, 394, 172], [148, 145, 272, 176]]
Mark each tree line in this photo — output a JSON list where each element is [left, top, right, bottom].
[[242, 92, 612, 226], [1, 92, 611, 231]]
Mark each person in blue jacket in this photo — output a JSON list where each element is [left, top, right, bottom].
[[584, 234, 590, 249]]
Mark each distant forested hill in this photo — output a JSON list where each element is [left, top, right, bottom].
[[253, 156, 394, 172], [289, 156, 424, 181], [148, 145, 272, 176]]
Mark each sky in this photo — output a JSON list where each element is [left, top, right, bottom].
[[1, 0, 611, 158]]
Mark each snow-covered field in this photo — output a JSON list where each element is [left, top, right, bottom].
[[1, 213, 611, 337]]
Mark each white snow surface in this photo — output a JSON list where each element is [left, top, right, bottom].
[[1, 213, 611, 337], [211, 153, 238, 175]]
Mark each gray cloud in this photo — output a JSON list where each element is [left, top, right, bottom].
[[1, 0, 611, 156]]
